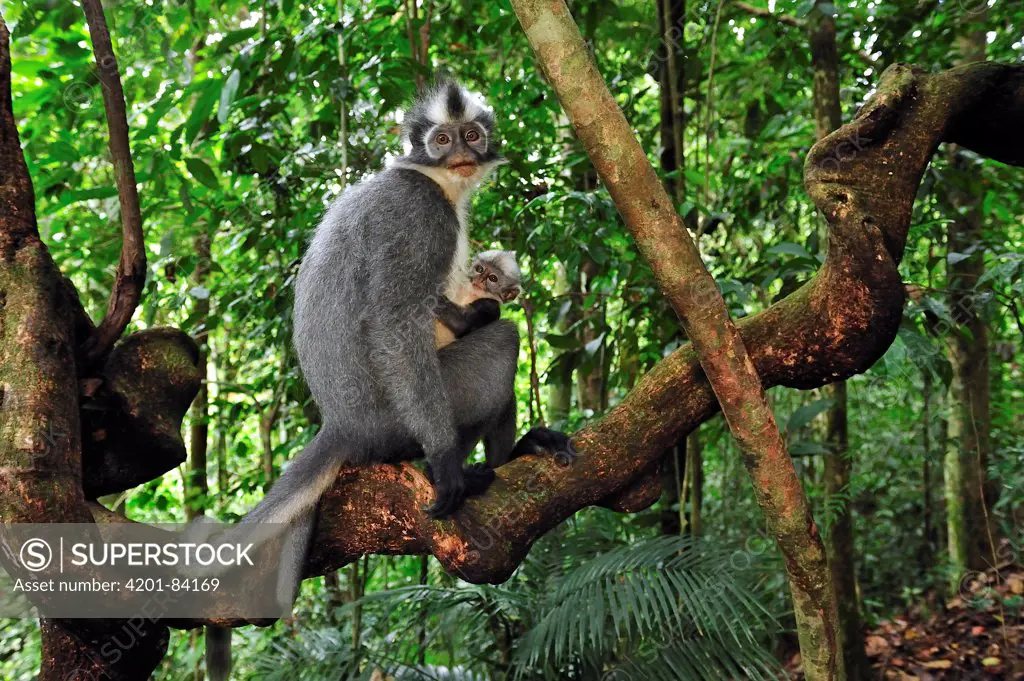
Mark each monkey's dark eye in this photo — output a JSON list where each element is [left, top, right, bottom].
[[488, 274, 498, 283], [475, 265, 484, 273], [465, 129, 480, 143], [435, 133, 451, 145]]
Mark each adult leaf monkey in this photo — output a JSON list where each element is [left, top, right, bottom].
[[205, 80, 574, 681]]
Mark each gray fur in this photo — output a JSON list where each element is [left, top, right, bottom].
[[246, 165, 521, 533]]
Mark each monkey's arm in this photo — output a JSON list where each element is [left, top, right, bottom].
[[434, 296, 500, 339], [364, 206, 482, 516]]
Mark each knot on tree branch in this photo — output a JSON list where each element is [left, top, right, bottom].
[[82, 328, 202, 498]]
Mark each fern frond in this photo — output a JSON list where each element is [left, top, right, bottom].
[[513, 535, 780, 680]]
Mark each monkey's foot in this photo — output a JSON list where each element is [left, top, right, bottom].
[[509, 428, 578, 466], [424, 462, 495, 495], [461, 462, 496, 496], [424, 462, 496, 518]]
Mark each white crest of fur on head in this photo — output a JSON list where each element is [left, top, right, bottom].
[[420, 82, 489, 125], [476, 249, 521, 283]]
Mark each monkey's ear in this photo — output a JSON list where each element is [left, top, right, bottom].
[[503, 286, 521, 303]]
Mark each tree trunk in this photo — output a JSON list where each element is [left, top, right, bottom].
[[686, 430, 702, 536], [921, 370, 936, 571], [660, 436, 685, 536], [657, 0, 686, 207], [656, 0, 694, 534], [547, 262, 575, 426], [810, 1, 866, 678], [186, 231, 211, 522], [824, 382, 867, 680], [417, 556, 429, 666], [577, 257, 606, 413], [188, 229, 218, 681], [944, 13, 996, 581]]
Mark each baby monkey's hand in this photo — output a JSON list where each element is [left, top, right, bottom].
[[467, 298, 501, 328]]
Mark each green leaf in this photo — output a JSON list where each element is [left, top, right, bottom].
[[766, 242, 812, 259], [789, 441, 831, 456], [58, 185, 119, 207], [218, 70, 241, 124], [785, 398, 835, 434], [184, 80, 220, 145], [185, 158, 219, 189]]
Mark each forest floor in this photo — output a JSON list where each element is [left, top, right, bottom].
[[789, 564, 1024, 680]]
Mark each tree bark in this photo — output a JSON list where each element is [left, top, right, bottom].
[[657, 0, 686, 206], [79, 0, 147, 368], [0, 16, 169, 680], [546, 262, 575, 426], [824, 383, 867, 680], [686, 430, 702, 536], [186, 232, 211, 522], [577, 257, 606, 413]]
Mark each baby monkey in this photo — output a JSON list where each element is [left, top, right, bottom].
[[435, 250, 521, 348]]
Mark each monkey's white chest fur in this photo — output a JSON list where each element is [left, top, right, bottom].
[[445, 221, 470, 299]]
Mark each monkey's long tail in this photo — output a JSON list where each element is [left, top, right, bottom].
[[240, 430, 343, 526], [205, 432, 342, 681]]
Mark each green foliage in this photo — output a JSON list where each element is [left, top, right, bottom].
[[513, 536, 783, 680], [2, 0, 1022, 678]]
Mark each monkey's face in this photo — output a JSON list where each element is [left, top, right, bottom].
[[400, 80, 502, 178], [471, 253, 521, 303], [424, 122, 490, 177]]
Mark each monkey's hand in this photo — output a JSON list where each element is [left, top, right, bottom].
[[509, 428, 578, 466], [434, 296, 500, 341], [465, 298, 500, 330], [424, 455, 466, 518]]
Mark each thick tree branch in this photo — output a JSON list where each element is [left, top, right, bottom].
[[82, 328, 202, 498], [79, 0, 146, 368], [47, 57, 1023, 641], [5, 9, 1024, 672]]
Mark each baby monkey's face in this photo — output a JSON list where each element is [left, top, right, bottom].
[[471, 255, 521, 303]]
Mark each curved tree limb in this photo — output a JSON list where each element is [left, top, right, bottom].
[[79, 0, 147, 369], [77, 63, 1023, 632], [2, 7, 1023, 673]]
